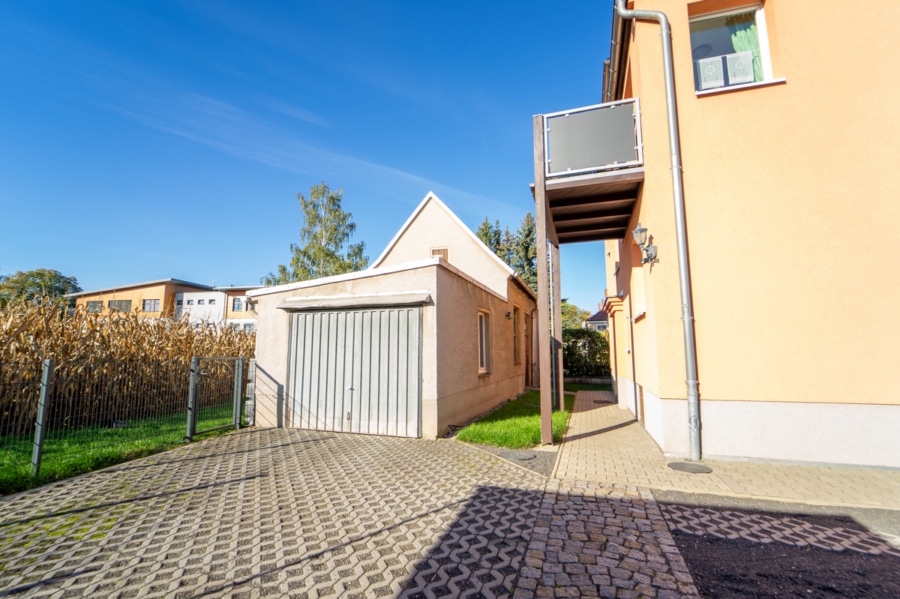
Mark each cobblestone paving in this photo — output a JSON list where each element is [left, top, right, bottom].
[[514, 480, 699, 599], [661, 503, 900, 557], [556, 391, 900, 509], [0, 428, 547, 598]]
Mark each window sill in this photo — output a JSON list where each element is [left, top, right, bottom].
[[695, 77, 787, 97], [478, 371, 491, 377]]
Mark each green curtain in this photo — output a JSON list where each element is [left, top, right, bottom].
[[728, 19, 762, 82]]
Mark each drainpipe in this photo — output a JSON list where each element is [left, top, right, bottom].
[[613, 0, 702, 461], [603, 7, 623, 102]]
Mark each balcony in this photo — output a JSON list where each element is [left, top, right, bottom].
[[532, 99, 644, 243]]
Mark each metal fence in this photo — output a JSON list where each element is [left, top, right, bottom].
[[0, 356, 253, 493]]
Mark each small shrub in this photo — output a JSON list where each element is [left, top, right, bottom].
[[562, 328, 610, 377]]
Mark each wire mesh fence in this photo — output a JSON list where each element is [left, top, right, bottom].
[[0, 361, 45, 484], [187, 357, 245, 441], [0, 356, 251, 494]]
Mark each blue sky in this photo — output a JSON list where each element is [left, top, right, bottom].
[[0, 1, 612, 313]]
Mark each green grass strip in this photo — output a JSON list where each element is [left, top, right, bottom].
[[455, 390, 576, 449], [0, 403, 240, 495]]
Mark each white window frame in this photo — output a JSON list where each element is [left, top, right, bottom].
[[142, 298, 160, 312], [478, 311, 491, 374], [232, 297, 243, 312], [689, 5, 773, 92]]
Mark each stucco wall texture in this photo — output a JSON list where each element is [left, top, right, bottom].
[[250, 261, 535, 438], [603, 1, 900, 465]]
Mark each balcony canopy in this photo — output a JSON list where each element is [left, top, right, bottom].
[[532, 99, 644, 243]]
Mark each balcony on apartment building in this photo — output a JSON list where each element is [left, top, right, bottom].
[[532, 98, 644, 243]]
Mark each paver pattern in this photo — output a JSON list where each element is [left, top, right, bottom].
[[555, 391, 900, 509], [661, 503, 900, 557], [0, 429, 547, 598], [3, 388, 897, 598], [514, 481, 698, 599]]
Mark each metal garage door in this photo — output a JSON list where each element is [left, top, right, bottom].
[[287, 307, 422, 437]]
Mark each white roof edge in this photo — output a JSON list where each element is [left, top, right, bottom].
[[283, 290, 432, 302], [277, 291, 433, 311], [247, 258, 441, 297], [368, 191, 516, 277]]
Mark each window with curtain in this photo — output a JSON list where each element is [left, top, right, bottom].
[[690, 6, 772, 92]]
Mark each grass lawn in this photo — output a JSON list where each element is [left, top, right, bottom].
[[455, 390, 576, 449], [564, 383, 612, 392], [0, 403, 239, 495]]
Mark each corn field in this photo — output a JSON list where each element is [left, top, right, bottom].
[[1, 301, 254, 364], [0, 301, 255, 492]]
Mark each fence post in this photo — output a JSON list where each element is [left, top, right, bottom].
[[186, 356, 199, 442], [247, 359, 256, 427], [31, 359, 55, 478], [233, 357, 244, 430]]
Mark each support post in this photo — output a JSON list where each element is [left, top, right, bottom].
[[233, 357, 244, 430], [186, 356, 199, 442], [533, 114, 554, 445], [552, 243, 564, 410], [247, 358, 256, 427], [31, 359, 54, 478]]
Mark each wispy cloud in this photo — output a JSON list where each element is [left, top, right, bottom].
[[0, 9, 521, 222], [258, 96, 330, 128]]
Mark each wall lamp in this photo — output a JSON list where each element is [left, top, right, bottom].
[[631, 223, 658, 264], [505, 311, 513, 320]]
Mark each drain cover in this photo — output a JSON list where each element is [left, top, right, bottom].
[[592, 399, 612, 404], [499, 450, 536, 461], [668, 461, 713, 474]]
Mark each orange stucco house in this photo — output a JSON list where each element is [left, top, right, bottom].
[[532, 0, 900, 468]]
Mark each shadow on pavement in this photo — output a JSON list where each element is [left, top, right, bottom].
[[657, 499, 900, 598]]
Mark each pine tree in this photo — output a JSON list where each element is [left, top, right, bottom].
[[475, 217, 502, 253], [262, 183, 368, 285], [515, 212, 537, 293]]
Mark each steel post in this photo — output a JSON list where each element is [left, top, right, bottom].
[[31, 359, 54, 478]]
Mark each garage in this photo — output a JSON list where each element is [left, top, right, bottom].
[[285, 303, 423, 438]]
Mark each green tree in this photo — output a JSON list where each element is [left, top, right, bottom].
[[560, 299, 590, 330], [475, 217, 501, 253], [498, 227, 517, 269], [262, 183, 368, 286], [514, 212, 537, 292], [475, 212, 538, 293], [0, 269, 81, 307]]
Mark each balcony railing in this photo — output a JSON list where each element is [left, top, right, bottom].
[[544, 98, 643, 179]]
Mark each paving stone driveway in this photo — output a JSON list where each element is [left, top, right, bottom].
[[0, 428, 701, 598]]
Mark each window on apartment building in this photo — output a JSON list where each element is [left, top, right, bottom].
[[209, 299, 216, 305], [187, 300, 194, 305], [513, 306, 521, 364], [107, 300, 132, 312], [176, 299, 183, 306], [432, 248, 449, 261], [244, 324, 255, 333], [86, 301, 103, 313], [198, 299, 205, 305], [690, 5, 772, 92], [232, 297, 243, 311], [141, 299, 160, 312], [478, 311, 491, 374]]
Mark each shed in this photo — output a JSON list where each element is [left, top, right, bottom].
[[248, 193, 538, 438]]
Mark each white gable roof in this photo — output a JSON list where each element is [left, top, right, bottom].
[[370, 191, 515, 276]]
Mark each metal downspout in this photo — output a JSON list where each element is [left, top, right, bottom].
[[613, 0, 702, 461], [604, 7, 623, 103]]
